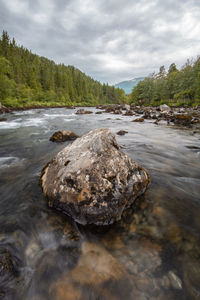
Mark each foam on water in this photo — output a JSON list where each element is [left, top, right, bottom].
[[13, 110, 36, 116], [43, 113, 75, 118], [63, 118, 76, 122], [23, 118, 46, 127], [0, 117, 46, 129], [0, 120, 22, 129]]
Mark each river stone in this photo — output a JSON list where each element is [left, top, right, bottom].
[[49, 130, 79, 142], [160, 104, 171, 112], [76, 109, 93, 115], [41, 128, 150, 225]]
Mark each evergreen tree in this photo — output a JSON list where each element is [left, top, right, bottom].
[[0, 31, 126, 107]]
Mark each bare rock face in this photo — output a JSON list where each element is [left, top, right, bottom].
[[49, 131, 79, 142], [41, 128, 150, 225]]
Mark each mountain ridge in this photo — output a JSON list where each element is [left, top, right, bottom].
[[115, 77, 145, 95]]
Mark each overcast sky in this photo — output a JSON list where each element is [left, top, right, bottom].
[[0, 0, 200, 84]]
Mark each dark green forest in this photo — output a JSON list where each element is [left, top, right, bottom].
[[0, 31, 126, 107], [130, 58, 200, 106]]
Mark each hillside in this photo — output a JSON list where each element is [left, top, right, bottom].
[[114, 77, 145, 95], [130, 61, 200, 106], [0, 31, 126, 108]]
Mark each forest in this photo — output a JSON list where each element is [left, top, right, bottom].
[[0, 31, 126, 108], [130, 57, 200, 106]]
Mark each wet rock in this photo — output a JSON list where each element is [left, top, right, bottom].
[[0, 117, 7, 122], [183, 256, 200, 299], [49, 131, 79, 142], [96, 105, 105, 110], [0, 249, 19, 277], [134, 109, 144, 115], [123, 104, 130, 111], [0, 104, 11, 114], [117, 130, 128, 136], [105, 105, 118, 113], [51, 242, 132, 300], [76, 109, 93, 115], [143, 112, 151, 119], [168, 271, 182, 290], [72, 242, 127, 284], [113, 109, 122, 115], [179, 107, 185, 113], [152, 114, 158, 120], [95, 111, 103, 114], [172, 114, 192, 127], [160, 104, 171, 113], [132, 118, 144, 122], [124, 110, 135, 116], [185, 145, 200, 150], [41, 128, 150, 225]]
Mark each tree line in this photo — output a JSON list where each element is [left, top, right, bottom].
[[130, 57, 200, 106], [0, 31, 126, 107]]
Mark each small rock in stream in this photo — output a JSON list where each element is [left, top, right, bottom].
[[49, 131, 79, 142], [0, 117, 7, 122], [41, 128, 150, 225], [160, 104, 171, 113], [117, 130, 128, 135], [132, 118, 144, 123], [76, 109, 93, 115]]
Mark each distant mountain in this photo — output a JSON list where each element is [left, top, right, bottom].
[[115, 77, 145, 95]]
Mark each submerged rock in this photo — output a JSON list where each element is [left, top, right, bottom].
[[41, 128, 150, 225], [49, 131, 79, 142]]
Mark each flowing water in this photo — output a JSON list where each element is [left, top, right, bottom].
[[0, 107, 200, 300]]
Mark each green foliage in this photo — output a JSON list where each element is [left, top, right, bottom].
[[0, 31, 126, 107], [130, 58, 200, 106]]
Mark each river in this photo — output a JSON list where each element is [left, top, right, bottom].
[[0, 107, 200, 299]]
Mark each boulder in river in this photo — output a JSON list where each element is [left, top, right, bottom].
[[76, 109, 93, 115], [160, 104, 171, 112], [171, 114, 192, 127], [50, 131, 79, 142], [0, 117, 8, 122], [117, 130, 128, 136], [124, 110, 135, 116], [41, 128, 150, 225], [132, 118, 144, 122]]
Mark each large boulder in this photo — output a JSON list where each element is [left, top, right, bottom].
[[40, 128, 150, 225]]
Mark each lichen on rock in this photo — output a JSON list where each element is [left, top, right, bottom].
[[41, 128, 150, 225]]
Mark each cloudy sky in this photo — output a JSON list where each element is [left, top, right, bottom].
[[0, 0, 200, 84]]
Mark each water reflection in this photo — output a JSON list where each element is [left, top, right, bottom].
[[0, 107, 200, 299]]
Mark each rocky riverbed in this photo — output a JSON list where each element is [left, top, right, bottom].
[[0, 106, 200, 299]]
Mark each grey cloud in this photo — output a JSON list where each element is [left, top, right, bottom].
[[0, 0, 200, 84]]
